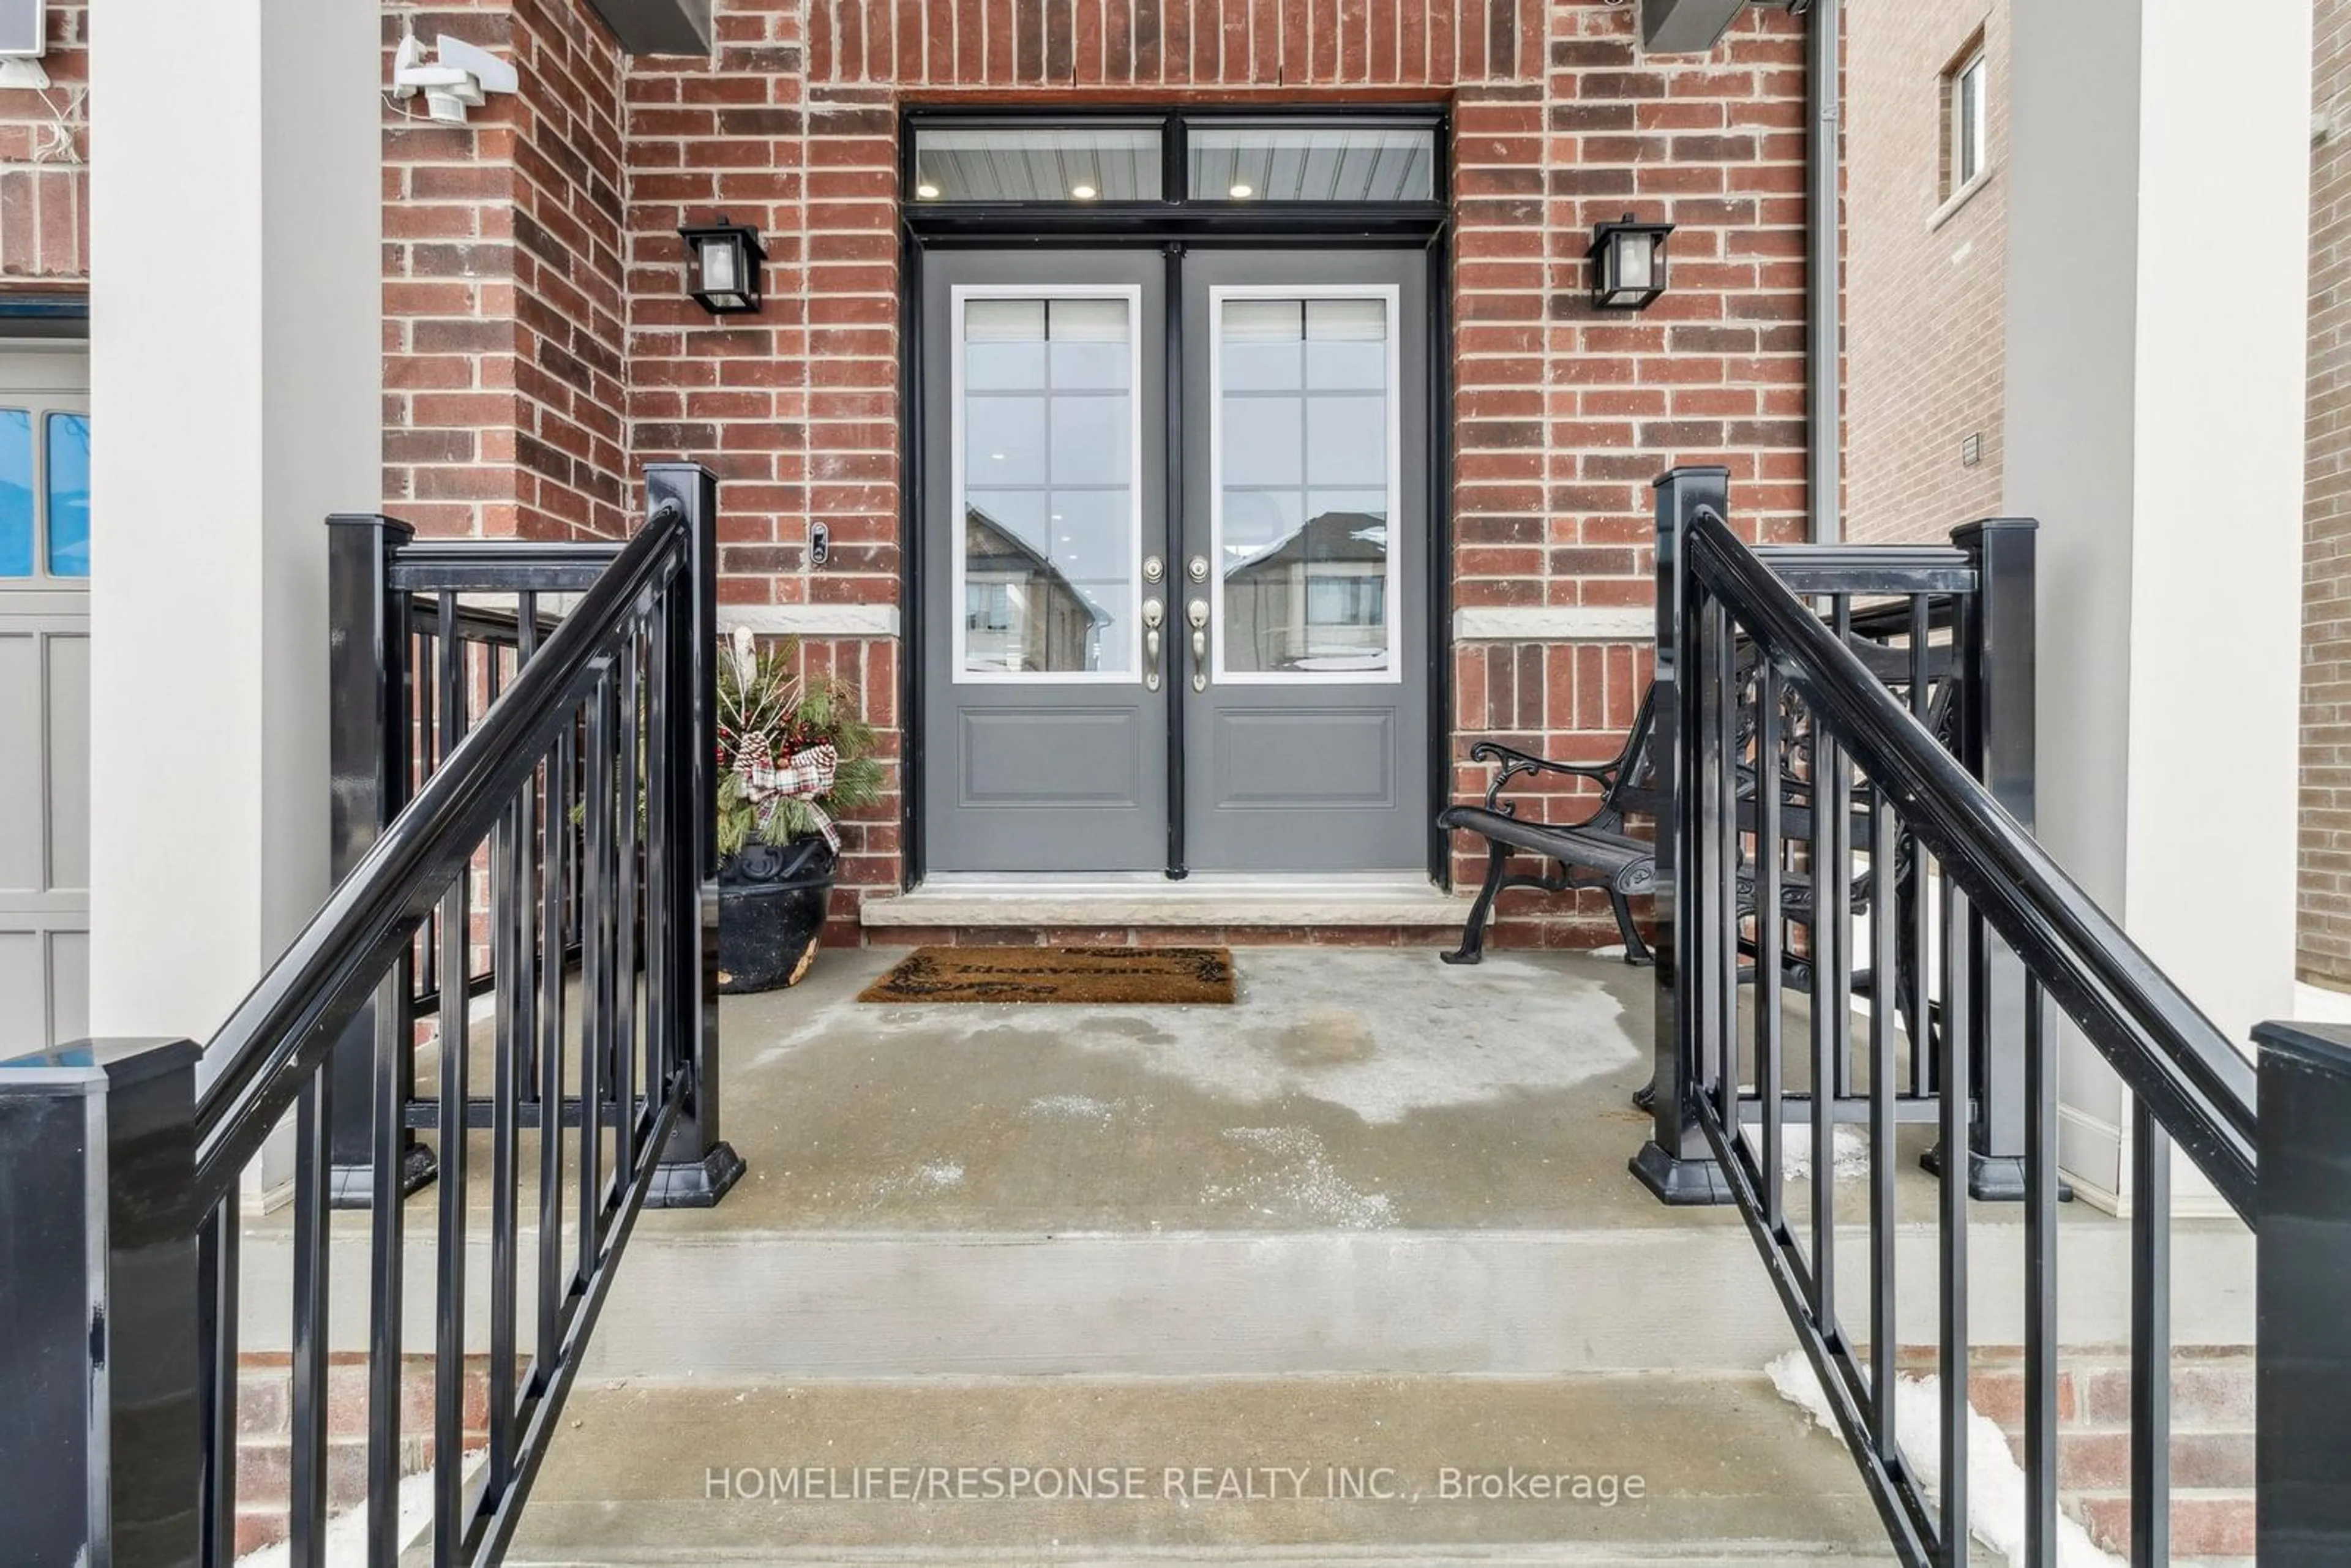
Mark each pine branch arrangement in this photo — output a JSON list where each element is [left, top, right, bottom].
[[715, 629, 885, 860]]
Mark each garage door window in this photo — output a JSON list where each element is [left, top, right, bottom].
[[45, 413, 89, 577], [0, 409, 28, 577], [0, 402, 89, 580]]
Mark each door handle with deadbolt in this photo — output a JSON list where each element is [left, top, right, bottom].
[[1142, 598, 1164, 692], [1186, 599, 1210, 692]]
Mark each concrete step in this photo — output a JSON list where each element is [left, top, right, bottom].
[[501, 1372, 1899, 1566], [562, 1223, 2251, 1382]]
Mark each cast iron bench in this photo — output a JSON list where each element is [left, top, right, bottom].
[[1438, 644, 1954, 971], [1438, 686, 1663, 966]]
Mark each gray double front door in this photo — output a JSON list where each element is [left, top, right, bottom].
[[920, 247, 1430, 877]]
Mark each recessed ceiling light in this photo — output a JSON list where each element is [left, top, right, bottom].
[[915, 182, 941, 200], [1071, 184, 1098, 201], [991, 452, 1007, 461], [1229, 182, 1254, 199]]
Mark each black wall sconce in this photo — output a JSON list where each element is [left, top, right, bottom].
[[1588, 214, 1674, 310], [679, 217, 767, 315]]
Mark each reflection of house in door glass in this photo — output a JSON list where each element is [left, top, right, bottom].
[[1224, 509, 1389, 673], [960, 294, 1136, 675], [1218, 295, 1390, 674], [964, 505, 1109, 673]]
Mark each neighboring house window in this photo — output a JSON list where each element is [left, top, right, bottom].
[[1943, 43, 1988, 201], [967, 580, 1015, 634], [1307, 575, 1384, 628]]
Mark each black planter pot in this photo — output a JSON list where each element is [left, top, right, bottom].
[[717, 837, 837, 994]]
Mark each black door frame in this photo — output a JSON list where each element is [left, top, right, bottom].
[[897, 104, 1455, 888]]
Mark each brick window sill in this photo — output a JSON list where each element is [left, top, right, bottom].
[[1930, 165, 1998, 233]]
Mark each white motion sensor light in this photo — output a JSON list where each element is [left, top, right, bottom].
[[392, 35, 520, 127]]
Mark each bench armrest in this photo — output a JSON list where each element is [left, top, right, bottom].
[[1465, 740, 1619, 812]]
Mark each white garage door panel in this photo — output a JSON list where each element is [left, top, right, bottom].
[[0, 931, 86, 1058], [46, 624, 89, 891], [0, 616, 88, 1055], [48, 930, 87, 1045], [1, 343, 90, 1054], [0, 931, 40, 1053], [0, 627, 38, 891]]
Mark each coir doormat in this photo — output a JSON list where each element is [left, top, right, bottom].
[[860, 946, 1236, 1005]]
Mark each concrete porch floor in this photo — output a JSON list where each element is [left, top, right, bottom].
[[688, 943, 1674, 1235], [667, 942, 2218, 1244]]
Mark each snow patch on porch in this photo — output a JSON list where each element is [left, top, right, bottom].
[[1202, 1124, 1398, 1228]]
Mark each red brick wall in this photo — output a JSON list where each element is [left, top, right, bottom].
[[621, 0, 1813, 945], [233, 1352, 490, 1558], [1912, 1345, 2254, 1566], [511, 0, 632, 538], [1460, 4, 1810, 943], [382, 1, 630, 541], [0, 4, 86, 286], [383, 4, 521, 537]]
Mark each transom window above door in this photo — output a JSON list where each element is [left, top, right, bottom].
[[915, 126, 1163, 203], [907, 111, 1444, 208], [1187, 126, 1435, 202]]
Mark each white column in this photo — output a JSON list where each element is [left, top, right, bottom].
[[86, 6, 380, 1056], [2004, 0, 2310, 1210]]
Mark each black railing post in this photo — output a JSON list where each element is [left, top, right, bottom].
[[1946, 517, 2038, 1198], [643, 462, 745, 1207], [0, 1037, 204, 1567], [324, 512, 435, 1208], [2254, 1019, 2351, 1566], [1631, 465, 1734, 1205]]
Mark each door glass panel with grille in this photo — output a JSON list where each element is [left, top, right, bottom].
[[1213, 294, 1396, 679], [958, 294, 1139, 679]]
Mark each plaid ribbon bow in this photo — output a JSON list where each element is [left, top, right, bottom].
[[735, 740, 841, 850]]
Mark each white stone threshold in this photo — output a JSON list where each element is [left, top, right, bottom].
[[860, 873, 1477, 929]]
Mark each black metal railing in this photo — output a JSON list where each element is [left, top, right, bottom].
[[0, 464, 732, 1567], [398, 595, 572, 1021], [322, 489, 741, 1209], [1641, 467, 2303, 1566], [1632, 481, 2041, 1206]]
